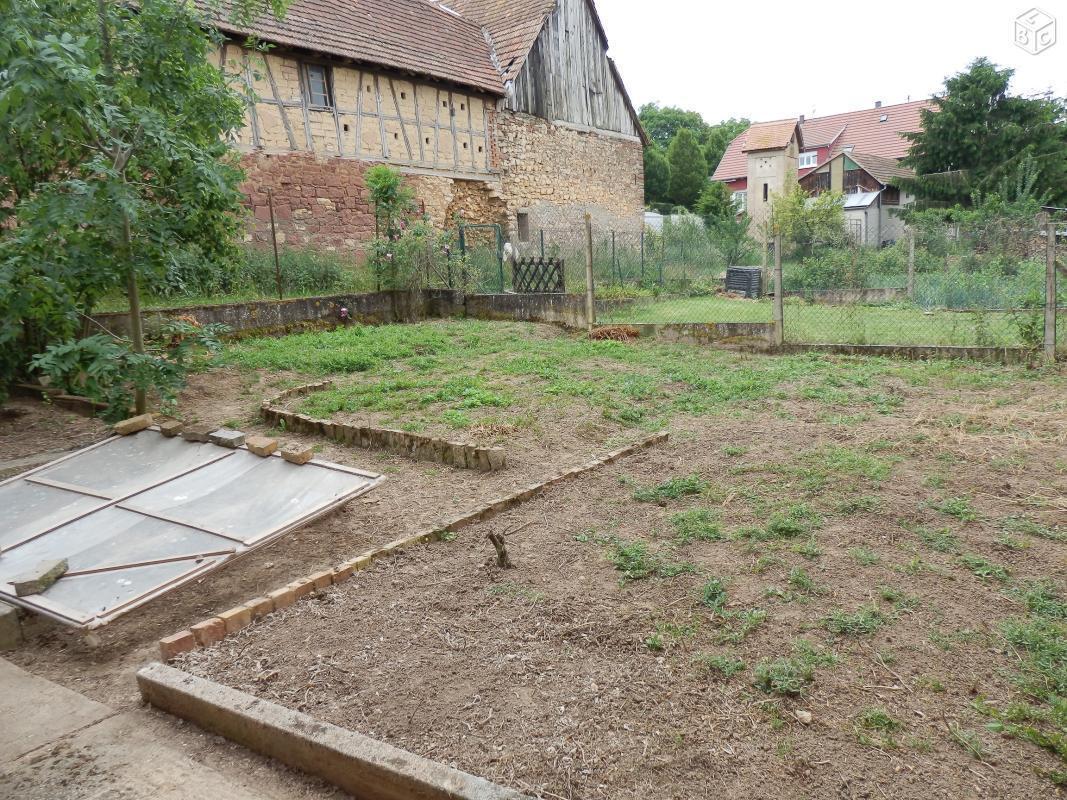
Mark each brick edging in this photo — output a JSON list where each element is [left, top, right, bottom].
[[159, 430, 668, 660], [261, 381, 507, 472]]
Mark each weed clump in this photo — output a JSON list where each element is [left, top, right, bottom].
[[633, 474, 709, 503]]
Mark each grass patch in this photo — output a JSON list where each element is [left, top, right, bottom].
[[698, 578, 729, 613], [753, 639, 839, 696], [836, 495, 883, 514], [930, 496, 979, 522], [633, 474, 708, 503], [849, 547, 881, 566], [696, 653, 746, 678], [959, 553, 1010, 582], [788, 567, 819, 594], [1000, 515, 1065, 542], [716, 608, 768, 644], [823, 604, 889, 636], [605, 537, 694, 582], [916, 526, 960, 553], [670, 509, 725, 543]]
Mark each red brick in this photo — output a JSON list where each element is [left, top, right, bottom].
[[267, 586, 295, 610], [158, 630, 197, 661], [190, 617, 226, 647], [217, 605, 252, 634]]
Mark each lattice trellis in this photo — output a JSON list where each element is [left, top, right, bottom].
[[512, 257, 565, 293]]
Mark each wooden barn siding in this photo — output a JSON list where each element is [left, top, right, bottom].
[[507, 0, 638, 138]]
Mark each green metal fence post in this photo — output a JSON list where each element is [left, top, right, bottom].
[[540, 229, 545, 260], [611, 230, 617, 284], [659, 229, 665, 286]]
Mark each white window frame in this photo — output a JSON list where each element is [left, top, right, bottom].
[[731, 190, 747, 212], [798, 151, 819, 169]]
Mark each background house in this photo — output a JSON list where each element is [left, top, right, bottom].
[[711, 99, 932, 243], [206, 0, 647, 252]]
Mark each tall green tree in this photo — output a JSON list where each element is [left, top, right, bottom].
[[695, 180, 736, 221], [900, 57, 1067, 206], [666, 129, 708, 209], [643, 147, 671, 205], [703, 118, 749, 175], [638, 103, 709, 150], [0, 0, 285, 405]]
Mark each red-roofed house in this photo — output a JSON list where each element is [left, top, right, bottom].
[[204, 0, 647, 251], [711, 100, 933, 244]]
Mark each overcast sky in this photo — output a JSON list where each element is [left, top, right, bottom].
[[596, 0, 1067, 123]]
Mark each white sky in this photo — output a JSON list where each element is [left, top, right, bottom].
[[596, 0, 1067, 123]]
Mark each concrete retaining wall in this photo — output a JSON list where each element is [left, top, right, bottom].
[[781, 287, 907, 305], [137, 663, 529, 800], [781, 342, 1034, 364], [624, 322, 773, 347]]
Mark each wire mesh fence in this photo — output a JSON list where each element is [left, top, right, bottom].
[[527, 209, 1062, 355]]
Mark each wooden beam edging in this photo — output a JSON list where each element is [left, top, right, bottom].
[[262, 381, 507, 472], [157, 430, 669, 661], [136, 662, 531, 800]]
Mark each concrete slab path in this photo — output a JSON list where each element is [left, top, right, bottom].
[[0, 658, 317, 799]]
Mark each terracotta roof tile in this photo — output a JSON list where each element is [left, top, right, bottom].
[[741, 119, 801, 153], [712, 99, 934, 182], [205, 0, 505, 95], [443, 0, 556, 81]]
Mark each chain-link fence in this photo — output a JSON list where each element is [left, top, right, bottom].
[[538, 210, 1062, 356]]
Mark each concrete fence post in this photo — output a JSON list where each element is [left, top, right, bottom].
[[773, 233, 784, 347], [584, 213, 595, 334], [907, 228, 916, 301], [1046, 220, 1058, 362]]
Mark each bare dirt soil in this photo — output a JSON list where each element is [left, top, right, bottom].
[[4, 323, 1065, 799], [178, 372, 1066, 799]]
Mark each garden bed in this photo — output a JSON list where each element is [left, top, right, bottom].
[[175, 342, 1066, 799]]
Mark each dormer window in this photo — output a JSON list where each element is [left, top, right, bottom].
[[798, 151, 818, 169]]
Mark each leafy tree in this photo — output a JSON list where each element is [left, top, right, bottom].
[[708, 214, 757, 266], [638, 103, 709, 150], [900, 57, 1067, 206], [695, 180, 736, 221], [768, 185, 846, 256], [704, 118, 749, 175], [643, 147, 671, 205], [666, 129, 708, 209], [0, 0, 284, 406]]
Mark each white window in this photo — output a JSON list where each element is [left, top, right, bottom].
[[732, 190, 747, 212], [798, 151, 819, 169]]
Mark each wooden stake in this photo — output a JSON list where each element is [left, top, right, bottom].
[[487, 532, 513, 569]]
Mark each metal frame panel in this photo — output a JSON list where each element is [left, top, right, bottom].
[[0, 429, 384, 629]]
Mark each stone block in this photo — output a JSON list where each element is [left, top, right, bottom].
[[281, 444, 314, 465], [190, 617, 226, 647], [11, 559, 68, 597], [332, 563, 354, 582], [245, 596, 274, 619], [113, 413, 153, 436], [210, 428, 246, 448], [158, 419, 184, 438], [246, 435, 278, 457], [217, 605, 252, 634], [486, 448, 507, 471], [348, 555, 373, 572], [450, 443, 468, 469], [158, 630, 197, 661], [183, 424, 215, 443], [267, 586, 295, 610], [308, 570, 333, 590], [289, 578, 316, 599], [0, 603, 23, 651]]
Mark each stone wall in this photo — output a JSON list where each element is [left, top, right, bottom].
[[493, 111, 644, 235]]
